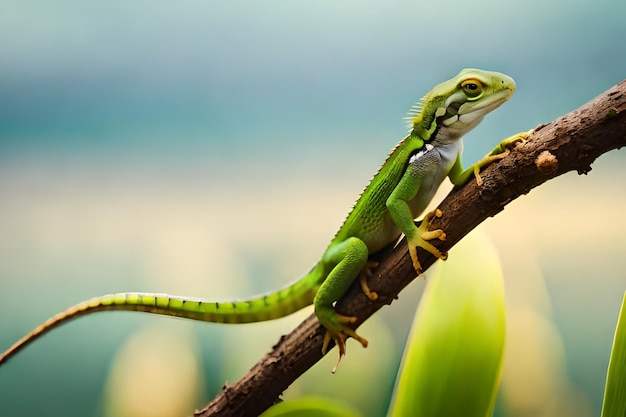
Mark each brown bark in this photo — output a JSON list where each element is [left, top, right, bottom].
[[196, 80, 626, 417]]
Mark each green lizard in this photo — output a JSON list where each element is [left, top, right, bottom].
[[0, 68, 528, 370]]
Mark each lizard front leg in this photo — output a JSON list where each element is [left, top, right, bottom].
[[408, 208, 448, 274], [450, 129, 532, 187], [386, 153, 448, 275]]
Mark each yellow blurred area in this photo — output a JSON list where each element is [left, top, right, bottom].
[[102, 324, 203, 417], [493, 247, 593, 417], [0, 151, 624, 416], [485, 163, 626, 417]]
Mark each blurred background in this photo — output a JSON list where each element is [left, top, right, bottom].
[[0, 1, 625, 416]]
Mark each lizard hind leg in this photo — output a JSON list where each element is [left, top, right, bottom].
[[316, 237, 371, 371], [321, 314, 369, 373], [359, 260, 380, 301]]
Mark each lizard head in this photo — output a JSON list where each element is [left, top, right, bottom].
[[408, 68, 516, 144]]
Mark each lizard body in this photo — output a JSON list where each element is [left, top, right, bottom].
[[0, 68, 527, 368]]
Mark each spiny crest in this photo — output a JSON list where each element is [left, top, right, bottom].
[[331, 131, 416, 242], [404, 99, 424, 130]]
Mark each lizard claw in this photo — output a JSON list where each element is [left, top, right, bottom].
[[321, 314, 368, 373], [408, 209, 448, 275], [500, 130, 531, 150], [359, 260, 380, 300], [473, 130, 532, 185]]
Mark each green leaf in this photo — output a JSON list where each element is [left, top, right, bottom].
[[260, 397, 362, 417], [601, 291, 626, 417], [388, 228, 506, 417]]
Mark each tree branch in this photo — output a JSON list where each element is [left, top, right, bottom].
[[196, 80, 626, 417]]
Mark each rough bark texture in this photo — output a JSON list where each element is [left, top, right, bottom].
[[196, 80, 626, 417]]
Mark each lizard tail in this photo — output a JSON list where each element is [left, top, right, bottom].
[[0, 274, 320, 366]]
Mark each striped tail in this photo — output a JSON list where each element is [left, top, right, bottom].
[[0, 275, 319, 366]]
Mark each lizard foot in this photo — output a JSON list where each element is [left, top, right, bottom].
[[321, 314, 368, 373], [474, 129, 532, 186], [359, 260, 380, 301], [408, 209, 448, 275]]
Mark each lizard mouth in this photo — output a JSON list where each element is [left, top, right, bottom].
[[456, 87, 514, 123], [462, 87, 513, 114], [438, 87, 513, 129]]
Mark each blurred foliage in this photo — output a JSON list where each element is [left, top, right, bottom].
[[601, 292, 626, 417], [261, 397, 362, 417], [389, 230, 506, 417]]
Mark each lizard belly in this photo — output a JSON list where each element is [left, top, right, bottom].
[[407, 141, 461, 221], [363, 217, 401, 254]]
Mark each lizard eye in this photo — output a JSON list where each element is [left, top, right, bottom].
[[461, 79, 483, 98]]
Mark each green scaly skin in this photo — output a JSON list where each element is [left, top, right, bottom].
[[0, 68, 529, 369]]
